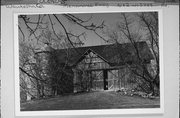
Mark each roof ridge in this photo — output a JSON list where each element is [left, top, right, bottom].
[[56, 41, 147, 50]]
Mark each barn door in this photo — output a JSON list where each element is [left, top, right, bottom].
[[108, 70, 119, 90], [91, 71, 104, 90]]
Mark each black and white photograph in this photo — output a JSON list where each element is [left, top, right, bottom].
[[17, 11, 162, 113], [1, 0, 179, 117]]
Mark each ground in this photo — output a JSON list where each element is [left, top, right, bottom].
[[21, 91, 160, 111]]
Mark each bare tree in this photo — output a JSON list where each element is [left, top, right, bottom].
[[19, 12, 160, 100], [18, 14, 107, 100], [104, 12, 159, 95], [138, 12, 159, 89]]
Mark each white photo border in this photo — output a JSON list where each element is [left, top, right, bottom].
[[14, 7, 164, 116]]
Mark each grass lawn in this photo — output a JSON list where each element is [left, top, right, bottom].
[[21, 91, 160, 111]]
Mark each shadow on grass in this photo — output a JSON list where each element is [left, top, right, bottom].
[[21, 91, 160, 111]]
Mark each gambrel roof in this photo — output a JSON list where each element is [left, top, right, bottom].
[[53, 41, 154, 67]]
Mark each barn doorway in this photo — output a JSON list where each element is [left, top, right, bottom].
[[91, 69, 111, 91], [91, 69, 121, 91], [103, 70, 108, 90]]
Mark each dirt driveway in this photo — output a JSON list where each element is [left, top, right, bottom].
[[21, 91, 160, 111]]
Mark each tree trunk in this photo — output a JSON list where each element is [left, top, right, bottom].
[[149, 82, 155, 96]]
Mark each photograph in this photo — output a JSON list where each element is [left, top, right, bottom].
[[17, 11, 161, 112]]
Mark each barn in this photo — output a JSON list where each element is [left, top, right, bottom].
[[48, 41, 154, 94]]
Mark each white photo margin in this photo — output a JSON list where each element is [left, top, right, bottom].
[[14, 7, 164, 116]]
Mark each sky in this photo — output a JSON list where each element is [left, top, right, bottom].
[[18, 12, 154, 50], [64, 12, 123, 46]]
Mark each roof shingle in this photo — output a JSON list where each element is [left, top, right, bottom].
[[53, 41, 154, 67]]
